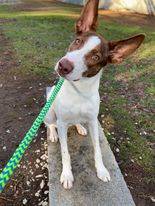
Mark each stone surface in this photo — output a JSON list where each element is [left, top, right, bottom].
[[47, 87, 135, 206]]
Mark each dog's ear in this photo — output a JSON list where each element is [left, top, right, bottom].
[[75, 0, 99, 34], [107, 34, 145, 64]]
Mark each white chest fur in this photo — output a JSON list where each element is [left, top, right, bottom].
[[53, 71, 102, 125]]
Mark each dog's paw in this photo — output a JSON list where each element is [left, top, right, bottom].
[[49, 128, 58, 143], [97, 167, 111, 182], [76, 124, 87, 136], [60, 170, 74, 189], [49, 132, 58, 142]]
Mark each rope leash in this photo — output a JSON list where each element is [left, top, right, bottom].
[[0, 78, 64, 193]]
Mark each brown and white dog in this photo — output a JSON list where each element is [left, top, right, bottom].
[[44, 0, 145, 189]]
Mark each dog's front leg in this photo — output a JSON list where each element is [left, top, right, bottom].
[[88, 119, 110, 182], [57, 121, 74, 189]]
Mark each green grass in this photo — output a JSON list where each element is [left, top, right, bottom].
[[6, 16, 75, 75], [0, 0, 155, 179]]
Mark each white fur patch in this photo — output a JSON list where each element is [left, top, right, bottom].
[[67, 36, 101, 62], [57, 36, 101, 81]]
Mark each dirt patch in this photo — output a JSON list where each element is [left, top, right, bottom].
[[0, 19, 16, 24], [99, 10, 155, 29], [123, 163, 155, 206], [0, 30, 54, 205]]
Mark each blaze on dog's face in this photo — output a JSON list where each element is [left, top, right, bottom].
[[55, 0, 145, 81]]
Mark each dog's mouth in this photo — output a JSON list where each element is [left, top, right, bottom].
[[63, 75, 80, 82], [73, 78, 80, 81], [57, 70, 65, 78], [56, 70, 80, 82]]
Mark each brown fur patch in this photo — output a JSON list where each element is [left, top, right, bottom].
[[68, 32, 97, 52], [75, 0, 99, 34], [82, 34, 109, 77], [107, 34, 145, 64], [68, 35, 88, 52]]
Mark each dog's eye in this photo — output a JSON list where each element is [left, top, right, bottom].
[[92, 55, 100, 61], [75, 38, 81, 45]]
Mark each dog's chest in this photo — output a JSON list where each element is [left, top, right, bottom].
[[55, 85, 99, 124]]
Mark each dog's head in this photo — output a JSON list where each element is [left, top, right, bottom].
[[55, 0, 145, 81]]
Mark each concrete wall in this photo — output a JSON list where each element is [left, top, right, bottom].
[[60, 0, 155, 15]]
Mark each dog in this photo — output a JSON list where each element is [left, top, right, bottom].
[[44, 0, 145, 189]]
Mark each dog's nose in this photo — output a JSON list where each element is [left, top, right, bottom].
[[58, 58, 73, 76]]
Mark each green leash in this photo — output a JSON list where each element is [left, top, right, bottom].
[[0, 78, 64, 193]]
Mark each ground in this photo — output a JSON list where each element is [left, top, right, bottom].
[[0, 0, 154, 205]]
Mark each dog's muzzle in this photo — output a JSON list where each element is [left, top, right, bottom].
[[57, 58, 73, 77]]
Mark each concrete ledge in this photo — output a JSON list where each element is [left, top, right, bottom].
[[48, 124, 135, 206]]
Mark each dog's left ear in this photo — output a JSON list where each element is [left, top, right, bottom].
[[75, 0, 99, 34], [108, 34, 145, 64]]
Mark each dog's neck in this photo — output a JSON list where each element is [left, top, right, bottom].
[[62, 70, 102, 98]]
